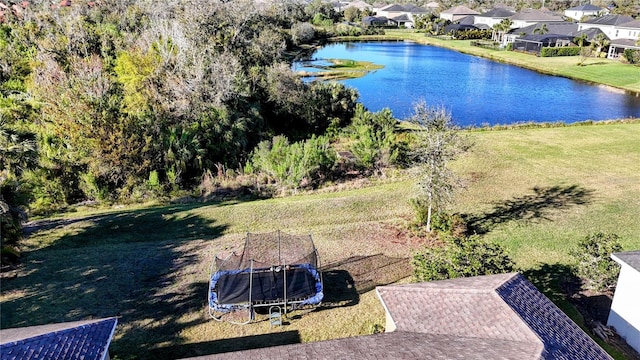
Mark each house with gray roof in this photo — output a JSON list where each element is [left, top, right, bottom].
[[440, 5, 480, 22], [341, 0, 372, 12], [474, 7, 516, 29], [578, 14, 634, 40], [184, 273, 611, 359], [374, 3, 429, 28], [509, 9, 564, 29], [514, 21, 579, 37], [503, 21, 579, 47], [0, 318, 118, 360], [564, 4, 608, 21], [615, 19, 640, 40], [425, 1, 439, 11], [607, 251, 640, 353]]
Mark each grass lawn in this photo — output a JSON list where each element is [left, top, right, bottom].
[[344, 30, 640, 94], [1, 122, 639, 359]]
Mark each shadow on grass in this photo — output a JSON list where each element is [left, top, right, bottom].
[[522, 263, 580, 305], [150, 330, 301, 359], [464, 185, 594, 235], [21, 201, 239, 250], [2, 202, 230, 359], [522, 264, 635, 359], [319, 254, 412, 309]]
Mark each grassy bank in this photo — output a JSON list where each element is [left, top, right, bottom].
[[337, 30, 640, 94], [2, 123, 639, 359]]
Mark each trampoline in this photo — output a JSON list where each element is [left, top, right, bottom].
[[209, 231, 323, 324]]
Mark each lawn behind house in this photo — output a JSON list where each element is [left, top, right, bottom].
[[1, 122, 639, 359]]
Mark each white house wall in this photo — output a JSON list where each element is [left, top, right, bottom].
[[618, 27, 640, 40], [474, 16, 502, 28], [607, 261, 640, 353], [512, 20, 536, 28], [564, 10, 601, 21]]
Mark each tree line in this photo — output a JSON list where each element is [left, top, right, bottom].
[[1, 0, 477, 264], [2, 0, 433, 249]]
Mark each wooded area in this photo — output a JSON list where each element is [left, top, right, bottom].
[[0, 0, 368, 240]]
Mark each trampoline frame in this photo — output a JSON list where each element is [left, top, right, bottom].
[[208, 232, 323, 324]]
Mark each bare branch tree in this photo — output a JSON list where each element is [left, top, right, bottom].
[[408, 101, 471, 232]]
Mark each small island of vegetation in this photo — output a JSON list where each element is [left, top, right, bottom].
[[296, 58, 385, 80]]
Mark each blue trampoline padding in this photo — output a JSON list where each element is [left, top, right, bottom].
[[209, 264, 323, 312]]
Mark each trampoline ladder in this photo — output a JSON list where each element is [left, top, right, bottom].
[[269, 306, 283, 328]]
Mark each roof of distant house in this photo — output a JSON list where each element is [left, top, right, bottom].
[[403, 4, 429, 13], [513, 21, 578, 36], [610, 38, 640, 49], [183, 273, 611, 360], [510, 9, 564, 22], [445, 23, 479, 32], [581, 14, 634, 26], [380, 3, 428, 13], [570, 27, 609, 41], [493, 4, 516, 11], [379, 4, 405, 12], [0, 318, 118, 360], [344, 1, 372, 10], [478, 7, 515, 18], [457, 15, 476, 25], [391, 14, 411, 22], [567, 4, 604, 12], [617, 19, 640, 29], [441, 5, 480, 15]]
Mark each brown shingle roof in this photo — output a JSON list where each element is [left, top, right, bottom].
[[183, 273, 611, 360], [376, 274, 539, 344], [185, 332, 541, 360]]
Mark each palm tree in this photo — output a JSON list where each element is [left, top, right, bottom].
[[533, 24, 548, 35], [0, 117, 38, 248], [591, 33, 610, 57], [493, 18, 513, 43], [574, 33, 588, 48]]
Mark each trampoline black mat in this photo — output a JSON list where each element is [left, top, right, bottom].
[[216, 267, 317, 305]]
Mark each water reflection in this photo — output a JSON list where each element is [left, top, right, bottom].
[[293, 42, 640, 127]]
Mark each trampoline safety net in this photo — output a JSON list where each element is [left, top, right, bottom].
[[209, 231, 323, 323]]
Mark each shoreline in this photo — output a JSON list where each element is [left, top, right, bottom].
[[330, 31, 640, 96]]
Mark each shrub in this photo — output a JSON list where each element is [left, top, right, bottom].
[[249, 135, 336, 190], [571, 232, 622, 292], [348, 105, 400, 169], [410, 197, 429, 226], [412, 235, 514, 282], [623, 49, 640, 64], [0, 172, 31, 248], [291, 22, 316, 45], [539, 46, 581, 57], [451, 29, 492, 40], [334, 23, 363, 37]]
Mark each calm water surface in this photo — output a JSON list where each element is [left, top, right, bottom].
[[294, 42, 640, 127]]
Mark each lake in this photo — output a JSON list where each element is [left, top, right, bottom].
[[294, 41, 640, 127]]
